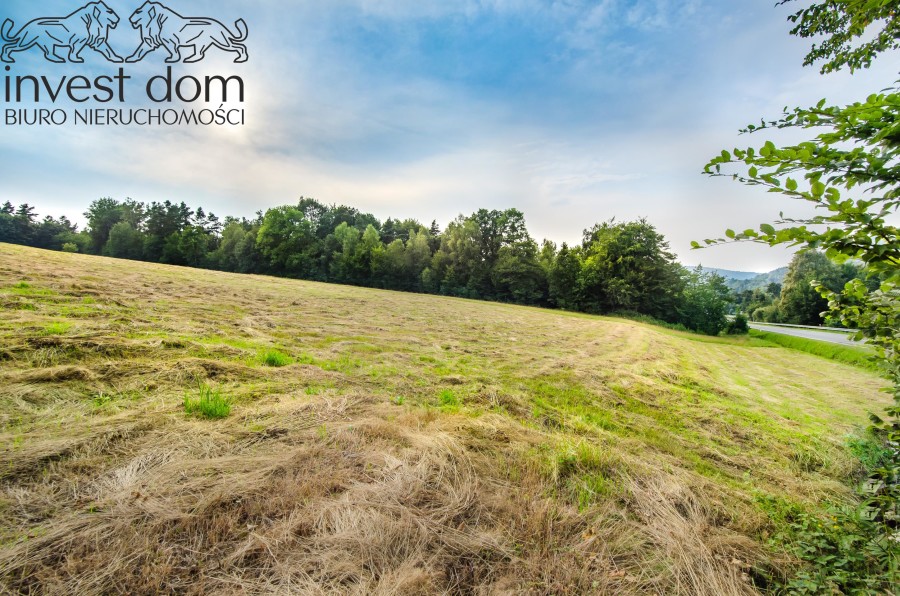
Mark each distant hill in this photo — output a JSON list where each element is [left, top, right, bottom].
[[699, 268, 762, 281], [698, 267, 788, 292]]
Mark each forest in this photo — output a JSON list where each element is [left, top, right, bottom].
[[0, 197, 870, 334]]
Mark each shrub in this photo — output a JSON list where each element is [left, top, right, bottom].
[[725, 313, 749, 335], [184, 384, 231, 419], [769, 503, 898, 594], [61, 243, 78, 253]]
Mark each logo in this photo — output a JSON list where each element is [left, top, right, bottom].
[[126, 2, 247, 64], [1, 2, 124, 64], [1, 2, 248, 64], [2, 2, 249, 129]]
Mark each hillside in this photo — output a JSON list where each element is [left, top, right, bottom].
[[0, 244, 889, 595], [715, 268, 788, 293], [699, 267, 763, 281]]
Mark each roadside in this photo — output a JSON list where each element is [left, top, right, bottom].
[[748, 323, 862, 347], [748, 328, 877, 372]]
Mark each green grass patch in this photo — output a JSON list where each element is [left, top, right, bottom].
[[749, 330, 876, 371], [439, 388, 460, 411], [320, 354, 362, 373], [258, 349, 292, 367], [184, 384, 231, 419], [41, 321, 72, 335], [541, 441, 621, 510], [9, 282, 54, 296], [295, 353, 317, 365]]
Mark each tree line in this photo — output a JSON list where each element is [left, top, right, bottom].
[[0, 197, 748, 334]]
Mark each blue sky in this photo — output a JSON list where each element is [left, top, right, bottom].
[[1, 0, 894, 271]]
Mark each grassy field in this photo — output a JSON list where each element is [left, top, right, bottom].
[[0, 244, 890, 594]]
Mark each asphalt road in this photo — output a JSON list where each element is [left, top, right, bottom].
[[750, 323, 863, 347]]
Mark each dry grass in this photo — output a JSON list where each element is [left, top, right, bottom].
[[0, 244, 890, 594]]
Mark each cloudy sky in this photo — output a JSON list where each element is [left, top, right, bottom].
[[0, 0, 894, 271]]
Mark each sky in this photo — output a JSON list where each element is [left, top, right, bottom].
[[0, 0, 896, 272]]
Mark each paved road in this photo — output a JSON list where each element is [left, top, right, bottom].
[[750, 323, 864, 347]]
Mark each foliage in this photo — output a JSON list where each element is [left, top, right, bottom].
[[724, 313, 749, 335], [781, 0, 900, 74], [734, 285, 781, 322], [758, 494, 899, 595], [104, 221, 145, 260], [703, 1, 900, 589], [578, 218, 684, 319], [778, 251, 860, 325], [677, 266, 731, 335], [183, 384, 231, 419]]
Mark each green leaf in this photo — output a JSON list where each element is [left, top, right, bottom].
[[811, 181, 826, 197], [760, 223, 775, 235]]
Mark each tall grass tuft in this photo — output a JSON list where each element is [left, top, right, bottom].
[[184, 384, 231, 419], [258, 349, 291, 367]]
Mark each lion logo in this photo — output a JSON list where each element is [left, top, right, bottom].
[[1, 2, 124, 64], [126, 2, 248, 63]]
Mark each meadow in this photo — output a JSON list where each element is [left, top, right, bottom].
[[0, 244, 890, 594]]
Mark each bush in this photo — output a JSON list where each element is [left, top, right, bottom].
[[184, 384, 231, 419], [724, 314, 749, 335], [61, 243, 78, 253], [770, 503, 898, 594]]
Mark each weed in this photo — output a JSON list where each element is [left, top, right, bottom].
[[393, 395, 405, 406], [258, 349, 291, 367], [846, 433, 892, 471], [183, 384, 231, 419], [439, 389, 460, 410], [92, 392, 114, 408]]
